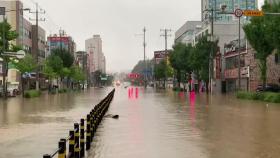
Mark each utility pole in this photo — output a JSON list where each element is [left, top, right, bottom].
[[143, 27, 147, 88], [135, 27, 147, 87], [59, 28, 63, 52], [1, 8, 6, 98], [29, 3, 45, 91], [238, 16, 241, 90], [160, 28, 171, 89]]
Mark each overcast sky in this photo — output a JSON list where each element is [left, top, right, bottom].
[[22, 0, 264, 73]]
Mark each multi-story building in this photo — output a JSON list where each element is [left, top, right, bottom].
[[0, 0, 46, 86], [47, 32, 76, 56], [32, 25, 46, 63], [175, 21, 202, 45], [202, 0, 258, 22], [224, 39, 280, 92], [85, 35, 106, 73]]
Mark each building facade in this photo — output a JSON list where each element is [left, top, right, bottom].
[[175, 21, 202, 45], [224, 39, 280, 92], [85, 35, 106, 74], [202, 0, 258, 22], [47, 33, 76, 56], [0, 0, 46, 86]]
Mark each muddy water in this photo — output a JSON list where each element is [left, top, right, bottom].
[[0, 87, 280, 158]]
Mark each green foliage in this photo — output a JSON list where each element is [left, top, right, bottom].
[[51, 48, 74, 68], [46, 54, 63, 74], [262, 2, 280, 54], [58, 88, 68, 93], [169, 37, 218, 89], [12, 54, 37, 73], [236, 91, 280, 103], [191, 36, 218, 81], [243, 2, 279, 87], [60, 67, 71, 78], [70, 66, 86, 82], [154, 60, 166, 80], [24, 90, 41, 98], [0, 19, 18, 52], [43, 62, 57, 80]]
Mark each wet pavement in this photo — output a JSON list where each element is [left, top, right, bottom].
[[0, 86, 280, 158]]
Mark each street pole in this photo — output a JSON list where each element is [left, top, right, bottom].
[[35, 3, 39, 91], [210, 8, 214, 94], [29, 3, 45, 91], [143, 27, 147, 88], [238, 16, 241, 90], [160, 28, 171, 89], [2, 14, 6, 98]]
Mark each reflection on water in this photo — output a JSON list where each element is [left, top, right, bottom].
[[1, 87, 280, 158]]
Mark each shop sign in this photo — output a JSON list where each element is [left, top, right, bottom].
[[224, 39, 246, 57], [224, 68, 238, 79]]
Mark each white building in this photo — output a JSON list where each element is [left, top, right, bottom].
[[85, 35, 106, 73], [175, 21, 202, 45]]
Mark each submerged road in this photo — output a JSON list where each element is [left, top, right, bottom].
[[0, 86, 280, 158]]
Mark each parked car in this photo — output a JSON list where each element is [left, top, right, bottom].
[[256, 84, 280, 92]]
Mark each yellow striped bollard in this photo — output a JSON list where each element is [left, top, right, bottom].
[[69, 130, 75, 158], [86, 114, 91, 150], [80, 119, 85, 157], [58, 139, 66, 158], [74, 123, 80, 158]]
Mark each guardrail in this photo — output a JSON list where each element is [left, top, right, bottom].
[[43, 89, 115, 158]]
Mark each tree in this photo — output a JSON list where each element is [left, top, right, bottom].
[[169, 43, 193, 88], [46, 54, 63, 75], [262, 2, 280, 54], [0, 19, 19, 98], [243, 2, 275, 89], [51, 48, 74, 68], [70, 66, 86, 89], [12, 54, 37, 95], [0, 19, 18, 52]]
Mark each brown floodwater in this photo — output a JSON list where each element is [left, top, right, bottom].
[[0, 86, 280, 158]]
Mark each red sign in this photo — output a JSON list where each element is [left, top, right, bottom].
[[48, 37, 70, 43], [128, 73, 141, 79], [224, 68, 238, 79], [154, 50, 168, 64]]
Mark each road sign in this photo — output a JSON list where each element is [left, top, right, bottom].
[[3, 50, 26, 59], [234, 9, 243, 17], [243, 10, 264, 17]]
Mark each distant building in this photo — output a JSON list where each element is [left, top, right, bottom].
[[47, 32, 76, 56], [175, 21, 202, 45], [85, 35, 106, 73]]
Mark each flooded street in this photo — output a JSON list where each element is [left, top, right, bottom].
[[0, 87, 280, 158]]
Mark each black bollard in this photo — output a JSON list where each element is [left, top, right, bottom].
[[86, 114, 91, 150], [43, 154, 51, 158], [58, 139, 66, 158], [69, 130, 75, 158], [74, 123, 80, 158], [80, 119, 85, 157]]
